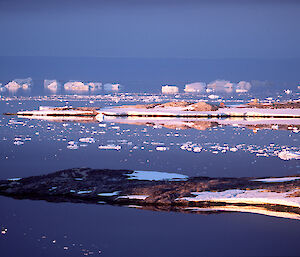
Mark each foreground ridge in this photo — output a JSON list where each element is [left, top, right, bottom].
[[1, 168, 300, 220]]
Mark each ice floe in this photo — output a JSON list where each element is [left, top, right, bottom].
[[79, 137, 95, 144], [98, 144, 121, 150], [178, 189, 300, 208], [98, 191, 120, 197], [118, 195, 149, 200], [127, 170, 188, 181], [278, 151, 300, 160], [252, 177, 300, 183]]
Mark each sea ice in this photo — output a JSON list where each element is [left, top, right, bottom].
[[278, 151, 300, 160], [98, 144, 121, 150], [98, 191, 120, 197], [127, 171, 188, 181], [79, 137, 95, 143], [252, 177, 300, 183]]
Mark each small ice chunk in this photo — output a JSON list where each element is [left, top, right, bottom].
[[98, 191, 120, 197], [7, 178, 21, 181], [156, 146, 169, 151], [77, 190, 92, 194], [118, 195, 149, 200], [98, 144, 121, 150], [79, 137, 95, 143], [67, 144, 79, 150], [14, 141, 24, 145]]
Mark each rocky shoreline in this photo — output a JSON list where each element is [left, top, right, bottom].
[[1, 168, 299, 219]]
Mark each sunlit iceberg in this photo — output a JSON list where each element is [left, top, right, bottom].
[[207, 80, 234, 93], [184, 82, 206, 93], [103, 83, 121, 91], [44, 79, 60, 91], [5, 77, 32, 91], [236, 81, 251, 93], [64, 81, 89, 91], [161, 85, 179, 94]]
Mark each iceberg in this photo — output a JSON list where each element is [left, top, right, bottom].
[[6, 77, 33, 91], [184, 82, 206, 93], [161, 85, 179, 94], [207, 80, 234, 93], [103, 83, 121, 91], [64, 81, 89, 91], [44, 80, 60, 91], [236, 81, 251, 93]]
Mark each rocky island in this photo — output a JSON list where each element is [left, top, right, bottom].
[[1, 168, 300, 220]]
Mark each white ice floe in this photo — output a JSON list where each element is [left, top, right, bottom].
[[77, 190, 92, 194], [98, 144, 121, 150], [208, 94, 219, 99], [156, 146, 169, 151], [118, 195, 149, 200], [252, 177, 300, 183], [98, 191, 120, 197], [7, 178, 21, 181], [278, 151, 300, 160], [67, 143, 79, 150], [79, 137, 95, 144], [18, 106, 96, 117], [14, 141, 24, 145], [178, 189, 300, 208], [127, 171, 188, 181]]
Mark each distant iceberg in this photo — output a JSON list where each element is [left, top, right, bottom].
[[184, 82, 206, 93], [161, 85, 179, 94], [236, 81, 251, 93], [87, 82, 102, 90], [5, 77, 32, 91], [44, 79, 60, 91], [64, 81, 89, 91], [207, 80, 234, 93], [103, 83, 121, 91]]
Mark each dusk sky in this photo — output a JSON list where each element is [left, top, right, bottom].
[[0, 0, 299, 58]]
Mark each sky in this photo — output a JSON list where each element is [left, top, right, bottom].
[[0, 0, 299, 58]]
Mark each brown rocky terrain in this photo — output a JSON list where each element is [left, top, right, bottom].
[[247, 101, 300, 109], [0, 168, 299, 218]]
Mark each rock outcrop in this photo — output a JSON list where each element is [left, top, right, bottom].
[[1, 168, 300, 219]]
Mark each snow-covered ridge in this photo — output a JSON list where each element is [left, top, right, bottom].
[[101, 106, 300, 118], [177, 189, 300, 208], [15, 106, 98, 116]]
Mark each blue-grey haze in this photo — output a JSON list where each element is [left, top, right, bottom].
[[0, 0, 299, 58]]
